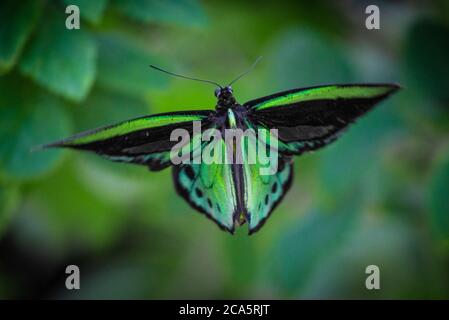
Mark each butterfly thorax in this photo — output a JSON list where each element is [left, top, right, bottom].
[[215, 86, 238, 111]]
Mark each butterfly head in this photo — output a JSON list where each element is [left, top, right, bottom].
[[215, 86, 236, 109]]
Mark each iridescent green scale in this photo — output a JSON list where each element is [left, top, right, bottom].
[[174, 139, 239, 232], [42, 83, 399, 234]]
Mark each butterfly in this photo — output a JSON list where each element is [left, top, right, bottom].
[[42, 63, 400, 235]]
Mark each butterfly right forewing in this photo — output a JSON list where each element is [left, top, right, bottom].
[[245, 84, 400, 155]]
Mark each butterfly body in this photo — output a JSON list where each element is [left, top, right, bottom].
[[43, 82, 400, 234]]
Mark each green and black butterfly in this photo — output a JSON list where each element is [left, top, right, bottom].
[[42, 64, 400, 234]]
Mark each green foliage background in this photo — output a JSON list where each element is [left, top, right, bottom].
[[1, 0, 449, 299]]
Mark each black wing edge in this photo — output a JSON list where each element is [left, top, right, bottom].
[[247, 156, 294, 235], [172, 165, 237, 235]]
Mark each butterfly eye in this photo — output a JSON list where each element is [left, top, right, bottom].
[[214, 88, 221, 97], [227, 86, 233, 93]]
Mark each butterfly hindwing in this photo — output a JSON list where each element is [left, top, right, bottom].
[[43, 110, 213, 171], [236, 124, 293, 233], [173, 138, 239, 233], [245, 84, 400, 155]]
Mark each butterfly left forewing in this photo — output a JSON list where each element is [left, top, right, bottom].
[[42, 110, 213, 171]]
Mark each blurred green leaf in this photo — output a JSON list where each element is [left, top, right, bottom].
[[404, 19, 449, 101], [73, 87, 149, 130], [396, 90, 449, 132], [300, 217, 442, 299], [223, 229, 258, 294], [0, 183, 20, 235], [0, 0, 43, 74], [268, 29, 354, 92], [0, 76, 71, 180], [112, 0, 207, 27], [427, 147, 449, 243], [267, 207, 357, 295], [75, 156, 152, 205], [62, 0, 109, 25], [349, 43, 399, 83], [96, 35, 168, 97], [28, 161, 126, 251], [160, 233, 225, 298], [148, 81, 214, 114], [60, 260, 150, 299], [19, 6, 97, 102], [434, 0, 449, 22]]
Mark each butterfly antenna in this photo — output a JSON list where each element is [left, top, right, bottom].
[[227, 56, 262, 87], [149, 65, 222, 88]]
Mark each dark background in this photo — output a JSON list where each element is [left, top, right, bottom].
[[0, 0, 449, 299]]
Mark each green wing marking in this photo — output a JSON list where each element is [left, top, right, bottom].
[[173, 138, 239, 233], [47, 111, 209, 146], [239, 124, 293, 233], [248, 84, 399, 111]]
